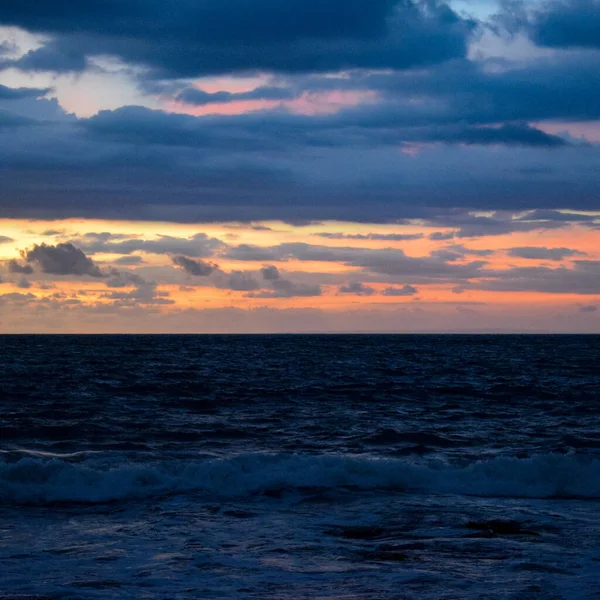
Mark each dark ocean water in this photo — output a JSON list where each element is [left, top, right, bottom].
[[1, 334, 600, 599]]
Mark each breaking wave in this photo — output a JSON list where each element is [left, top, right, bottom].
[[2, 452, 600, 505]]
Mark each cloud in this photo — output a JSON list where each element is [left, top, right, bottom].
[[15, 277, 32, 289], [468, 260, 600, 295], [73, 232, 226, 258], [104, 270, 148, 288], [114, 256, 145, 266], [172, 255, 218, 276], [579, 304, 598, 313], [0, 109, 38, 129], [177, 86, 294, 106], [0, 235, 14, 244], [0, 0, 473, 77], [224, 271, 262, 292], [103, 284, 174, 306], [1, 40, 88, 73], [249, 279, 322, 298], [317, 232, 424, 241], [250, 263, 322, 297], [6, 259, 34, 274], [0, 8, 599, 229], [382, 284, 418, 296], [430, 244, 495, 261], [100, 271, 174, 306], [260, 265, 281, 281], [0, 85, 51, 100], [339, 282, 377, 295], [225, 242, 487, 281], [530, 0, 600, 50], [429, 231, 455, 241], [507, 246, 587, 261], [22, 242, 104, 277]]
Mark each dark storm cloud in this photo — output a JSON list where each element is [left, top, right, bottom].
[[507, 247, 587, 261], [172, 255, 218, 276], [6, 259, 34, 274], [339, 282, 377, 296], [0, 0, 473, 77], [530, 0, 600, 49], [0, 85, 51, 100], [22, 243, 104, 277]]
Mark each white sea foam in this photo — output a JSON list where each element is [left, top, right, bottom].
[[1, 452, 600, 504]]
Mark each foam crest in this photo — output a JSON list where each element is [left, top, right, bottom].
[[1, 453, 599, 505]]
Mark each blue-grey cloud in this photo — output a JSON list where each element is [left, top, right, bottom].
[[0, 0, 473, 77], [224, 242, 489, 281], [260, 265, 281, 281], [339, 282, 377, 295], [531, 0, 600, 49], [507, 246, 587, 261], [317, 232, 424, 241], [1, 40, 88, 73], [0, 64, 599, 225], [113, 256, 146, 266], [468, 260, 600, 295], [22, 242, 104, 277], [177, 86, 294, 106], [72, 233, 226, 258], [172, 255, 218, 276], [7, 259, 34, 274], [382, 284, 418, 296], [0, 85, 51, 100]]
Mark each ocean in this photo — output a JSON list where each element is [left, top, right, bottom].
[[1, 334, 600, 599]]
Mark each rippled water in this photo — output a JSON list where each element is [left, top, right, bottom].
[[1, 335, 600, 599]]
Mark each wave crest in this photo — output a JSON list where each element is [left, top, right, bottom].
[[1, 452, 599, 505]]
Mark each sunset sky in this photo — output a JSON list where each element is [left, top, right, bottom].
[[0, 0, 599, 333]]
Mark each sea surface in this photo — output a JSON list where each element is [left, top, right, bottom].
[[1, 334, 600, 599]]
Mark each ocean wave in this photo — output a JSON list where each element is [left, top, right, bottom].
[[1, 452, 599, 505]]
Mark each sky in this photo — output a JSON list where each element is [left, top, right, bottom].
[[0, 0, 599, 333]]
